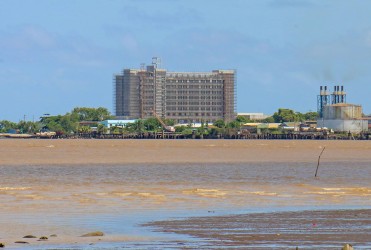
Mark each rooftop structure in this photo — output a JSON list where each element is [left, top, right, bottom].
[[114, 57, 236, 123]]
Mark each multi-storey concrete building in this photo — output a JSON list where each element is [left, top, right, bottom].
[[114, 58, 236, 123]]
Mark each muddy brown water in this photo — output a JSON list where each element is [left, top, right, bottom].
[[0, 139, 370, 248]]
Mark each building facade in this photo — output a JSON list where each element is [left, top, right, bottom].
[[318, 103, 368, 133], [316, 86, 367, 133], [114, 59, 236, 123], [237, 113, 269, 121]]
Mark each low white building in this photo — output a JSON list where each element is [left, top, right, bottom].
[[317, 119, 368, 133], [100, 120, 136, 128], [317, 103, 368, 133], [237, 113, 269, 120]]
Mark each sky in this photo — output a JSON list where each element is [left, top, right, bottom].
[[1, 0, 371, 122]]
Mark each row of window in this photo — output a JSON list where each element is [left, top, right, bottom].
[[166, 101, 223, 106], [166, 95, 223, 100], [165, 91, 223, 95], [166, 112, 223, 117], [166, 85, 223, 89], [166, 107, 223, 111], [166, 79, 223, 84]]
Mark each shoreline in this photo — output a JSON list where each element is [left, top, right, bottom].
[[2, 207, 369, 249]]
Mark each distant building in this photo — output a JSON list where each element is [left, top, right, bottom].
[[114, 57, 236, 124], [100, 120, 136, 129], [317, 86, 368, 133], [237, 113, 269, 121], [318, 103, 368, 133]]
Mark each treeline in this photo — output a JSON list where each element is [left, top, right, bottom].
[[271, 108, 318, 123], [0, 107, 112, 135], [0, 107, 319, 136]]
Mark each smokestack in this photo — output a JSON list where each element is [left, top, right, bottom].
[[341, 85, 344, 91], [324, 86, 327, 91], [320, 86, 323, 91]]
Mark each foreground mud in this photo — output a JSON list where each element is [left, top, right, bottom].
[[145, 209, 371, 249]]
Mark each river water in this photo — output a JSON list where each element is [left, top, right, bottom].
[[1, 161, 370, 249]]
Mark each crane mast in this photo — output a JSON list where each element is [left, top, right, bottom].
[[152, 110, 175, 132]]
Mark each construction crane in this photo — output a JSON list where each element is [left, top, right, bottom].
[[152, 110, 175, 132]]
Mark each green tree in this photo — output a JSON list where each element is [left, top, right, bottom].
[[143, 118, 161, 131], [44, 119, 64, 133], [273, 108, 303, 123], [134, 119, 144, 132], [175, 125, 187, 133], [71, 107, 112, 121], [227, 120, 240, 129], [213, 119, 225, 128], [304, 111, 319, 120], [125, 120, 144, 133], [78, 126, 92, 133], [111, 126, 123, 134], [60, 115, 76, 133], [17, 121, 39, 133], [235, 115, 248, 123], [181, 128, 194, 136], [0, 120, 17, 133], [261, 116, 275, 123], [163, 118, 175, 126], [97, 124, 107, 134], [41, 115, 68, 133]]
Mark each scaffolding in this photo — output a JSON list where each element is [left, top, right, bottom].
[[114, 59, 237, 123]]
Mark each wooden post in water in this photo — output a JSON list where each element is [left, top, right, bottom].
[[315, 147, 326, 177]]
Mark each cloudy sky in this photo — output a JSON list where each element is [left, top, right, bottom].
[[1, 0, 371, 121]]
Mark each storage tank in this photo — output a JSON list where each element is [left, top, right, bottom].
[[323, 103, 362, 120], [319, 103, 367, 133]]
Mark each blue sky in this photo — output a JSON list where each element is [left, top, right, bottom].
[[1, 0, 371, 122]]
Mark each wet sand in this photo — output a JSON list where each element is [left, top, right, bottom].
[[0, 139, 370, 248], [1, 139, 371, 165], [145, 209, 371, 249]]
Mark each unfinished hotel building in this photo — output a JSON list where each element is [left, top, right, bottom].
[[114, 58, 236, 124]]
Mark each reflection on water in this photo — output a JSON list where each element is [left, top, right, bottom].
[[0, 162, 370, 242]]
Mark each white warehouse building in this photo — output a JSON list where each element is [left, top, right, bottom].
[[317, 103, 368, 133]]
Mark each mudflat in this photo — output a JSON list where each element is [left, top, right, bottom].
[[1, 139, 371, 165], [145, 209, 371, 249]]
